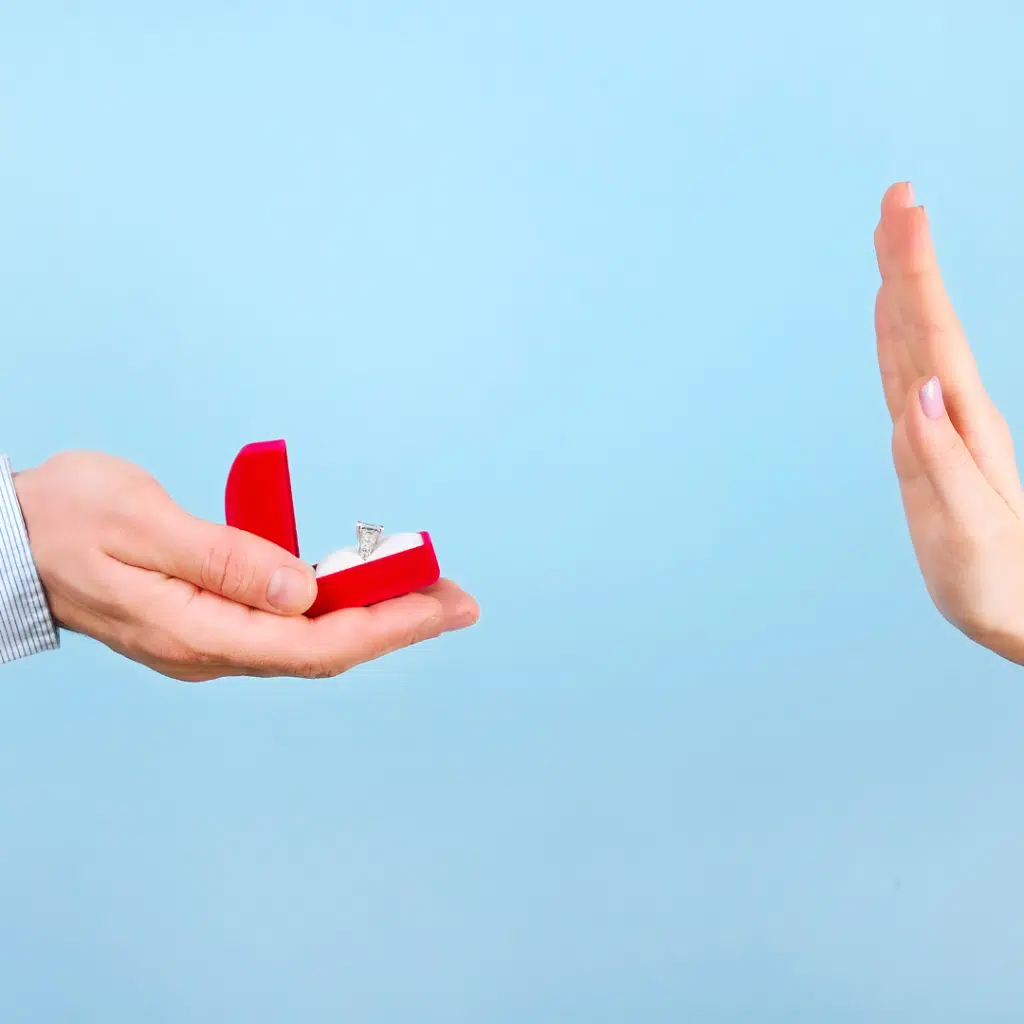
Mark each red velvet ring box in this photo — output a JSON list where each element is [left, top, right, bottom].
[[225, 440, 440, 617]]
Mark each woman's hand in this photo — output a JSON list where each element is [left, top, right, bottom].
[[875, 182, 1024, 663], [14, 451, 478, 681]]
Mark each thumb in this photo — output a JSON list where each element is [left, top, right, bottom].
[[901, 376, 993, 516], [149, 510, 317, 614]]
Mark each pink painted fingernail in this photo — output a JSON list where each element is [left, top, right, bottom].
[[920, 376, 944, 419]]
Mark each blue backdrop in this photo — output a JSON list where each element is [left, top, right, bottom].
[[3, 1, 1024, 1020]]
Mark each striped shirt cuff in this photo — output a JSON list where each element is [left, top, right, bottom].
[[0, 456, 59, 663]]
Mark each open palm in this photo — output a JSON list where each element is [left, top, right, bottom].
[[874, 182, 1024, 663], [15, 451, 478, 681]]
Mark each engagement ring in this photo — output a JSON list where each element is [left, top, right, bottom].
[[356, 521, 383, 561]]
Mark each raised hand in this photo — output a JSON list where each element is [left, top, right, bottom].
[[14, 451, 478, 680], [874, 182, 1024, 663]]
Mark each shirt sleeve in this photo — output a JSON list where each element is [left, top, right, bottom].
[[0, 455, 59, 663]]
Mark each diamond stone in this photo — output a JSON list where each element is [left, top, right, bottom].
[[356, 521, 384, 560]]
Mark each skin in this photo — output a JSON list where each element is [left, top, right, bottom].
[[14, 451, 479, 681], [875, 182, 1024, 663]]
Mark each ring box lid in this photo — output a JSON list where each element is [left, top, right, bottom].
[[225, 440, 300, 558]]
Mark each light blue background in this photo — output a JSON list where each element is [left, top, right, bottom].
[[3, 1, 1024, 1020]]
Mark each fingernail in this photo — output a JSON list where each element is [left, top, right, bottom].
[[267, 566, 313, 612], [904, 181, 914, 206], [920, 376, 945, 420]]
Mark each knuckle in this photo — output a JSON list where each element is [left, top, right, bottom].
[[906, 302, 957, 343], [291, 652, 338, 679], [900, 260, 938, 291], [116, 481, 157, 526], [98, 465, 166, 528], [410, 614, 445, 646], [246, 636, 343, 680], [199, 542, 257, 601], [936, 434, 971, 470]]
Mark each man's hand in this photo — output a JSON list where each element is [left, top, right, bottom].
[[14, 451, 478, 681], [875, 182, 1024, 663]]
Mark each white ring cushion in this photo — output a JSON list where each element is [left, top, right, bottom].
[[315, 532, 425, 578]]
